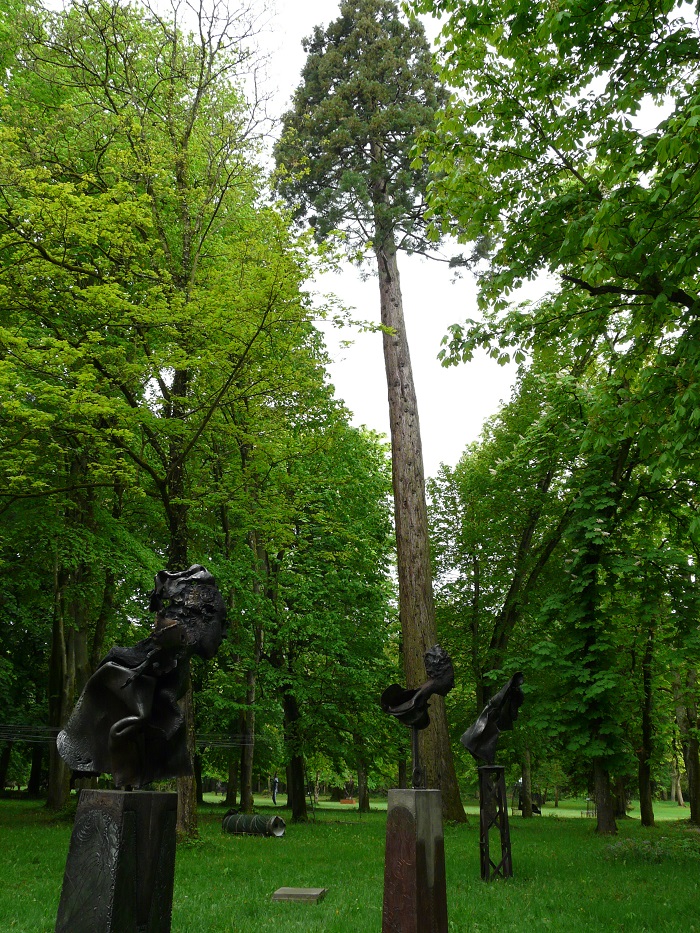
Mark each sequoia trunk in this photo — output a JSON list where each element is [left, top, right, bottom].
[[375, 240, 464, 823]]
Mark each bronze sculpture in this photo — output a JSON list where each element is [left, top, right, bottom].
[[57, 564, 226, 788], [381, 644, 454, 787], [461, 671, 525, 765]]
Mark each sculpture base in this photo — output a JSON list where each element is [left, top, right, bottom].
[[382, 788, 448, 933], [478, 765, 512, 881], [55, 789, 178, 933]]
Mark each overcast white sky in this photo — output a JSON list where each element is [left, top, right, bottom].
[[259, 0, 518, 477]]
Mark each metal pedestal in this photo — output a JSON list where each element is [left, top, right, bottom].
[[478, 765, 512, 881]]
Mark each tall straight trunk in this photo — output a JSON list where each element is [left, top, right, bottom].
[[283, 692, 307, 822], [164, 432, 200, 840], [91, 567, 117, 672], [614, 776, 629, 819], [682, 671, 700, 824], [176, 676, 198, 839], [355, 735, 370, 813], [27, 744, 44, 797], [47, 566, 74, 811], [225, 747, 239, 807], [0, 742, 13, 792], [638, 627, 655, 827], [375, 239, 464, 824], [239, 628, 263, 813], [239, 703, 255, 814], [685, 735, 700, 824], [398, 757, 407, 790], [521, 747, 533, 818], [593, 758, 617, 835], [194, 753, 204, 805], [671, 757, 685, 806], [674, 671, 700, 821], [285, 763, 294, 812], [239, 532, 266, 814]]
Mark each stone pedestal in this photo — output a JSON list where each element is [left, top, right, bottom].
[[55, 789, 178, 933], [382, 788, 448, 933], [478, 765, 512, 881]]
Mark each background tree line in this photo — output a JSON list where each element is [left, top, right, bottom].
[[417, 0, 700, 833], [0, 0, 400, 837], [2, 0, 699, 842]]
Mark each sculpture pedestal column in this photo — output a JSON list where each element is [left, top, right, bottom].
[[382, 788, 448, 933], [55, 789, 178, 933], [478, 765, 512, 881]]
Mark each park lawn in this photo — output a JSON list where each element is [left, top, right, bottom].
[[1, 797, 699, 932]]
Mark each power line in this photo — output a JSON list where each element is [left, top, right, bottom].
[[0, 724, 273, 748]]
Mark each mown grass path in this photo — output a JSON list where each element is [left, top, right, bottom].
[[1, 797, 699, 931]]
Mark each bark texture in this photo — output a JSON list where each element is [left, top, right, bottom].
[[376, 241, 464, 822], [638, 627, 655, 826], [176, 679, 198, 839], [521, 747, 533, 818], [593, 758, 617, 835], [283, 692, 308, 822]]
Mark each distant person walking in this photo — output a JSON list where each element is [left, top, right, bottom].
[[272, 773, 279, 805]]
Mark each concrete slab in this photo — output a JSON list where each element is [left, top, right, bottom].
[[272, 887, 328, 902]]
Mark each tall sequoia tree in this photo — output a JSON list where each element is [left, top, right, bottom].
[[274, 0, 464, 820]]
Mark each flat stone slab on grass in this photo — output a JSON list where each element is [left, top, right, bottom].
[[272, 887, 328, 903]]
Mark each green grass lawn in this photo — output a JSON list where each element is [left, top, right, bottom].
[[1, 795, 699, 931]]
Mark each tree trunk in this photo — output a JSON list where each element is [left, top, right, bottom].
[[176, 678, 198, 840], [681, 671, 700, 824], [674, 671, 700, 819], [638, 756, 654, 827], [164, 439, 199, 839], [283, 692, 307, 822], [375, 240, 464, 824], [593, 758, 617, 835], [638, 627, 655, 827], [676, 771, 685, 806], [685, 734, 700, 824], [194, 753, 204, 805], [239, 622, 262, 814], [285, 763, 294, 812], [91, 566, 117, 672], [521, 747, 533, 818], [46, 567, 74, 811], [355, 735, 370, 813], [27, 744, 44, 797], [225, 747, 239, 808], [0, 742, 13, 792], [613, 776, 629, 819], [398, 757, 407, 790]]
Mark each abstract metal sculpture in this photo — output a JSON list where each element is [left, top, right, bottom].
[[461, 672, 525, 882], [57, 564, 226, 788], [460, 671, 524, 765], [381, 645, 454, 788]]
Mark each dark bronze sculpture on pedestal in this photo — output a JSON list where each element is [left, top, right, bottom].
[[380, 644, 455, 788], [461, 672, 524, 881], [55, 565, 227, 933], [380, 646, 453, 933], [57, 564, 226, 788]]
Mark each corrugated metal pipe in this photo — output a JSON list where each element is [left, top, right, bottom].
[[221, 810, 286, 837]]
